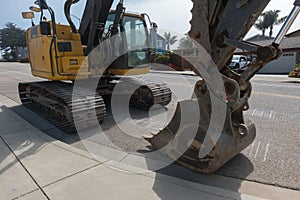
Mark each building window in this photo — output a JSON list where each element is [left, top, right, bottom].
[[283, 53, 294, 57], [157, 40, 163, 48]]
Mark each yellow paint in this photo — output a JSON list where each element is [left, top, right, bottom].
[[26, 12, 149, 81], [27, 23, 87, 80], [108, 68, 149, 76]]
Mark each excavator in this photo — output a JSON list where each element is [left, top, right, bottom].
[[20, 0, 172, 130], [20, 0, 300, 173]]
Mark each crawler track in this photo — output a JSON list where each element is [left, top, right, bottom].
[[19, 81, 106, 132], [18, 78, 172, 133], [128, 77, 172, 110]]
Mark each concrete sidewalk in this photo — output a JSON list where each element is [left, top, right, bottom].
[[1, 100, 300, 199]]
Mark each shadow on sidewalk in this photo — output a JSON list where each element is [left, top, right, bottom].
[[0, 106, 48, 176], [149, 154, 253, 200]]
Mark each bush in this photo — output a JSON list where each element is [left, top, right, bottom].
[[289, 71, 295, 77], [155, 54, 170, 64], [288, 63, 300, 78], [296, 69, 300, 78]]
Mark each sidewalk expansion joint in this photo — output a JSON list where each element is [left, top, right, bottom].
[[118, 153, 131, 162], [41, 163, 102, 188], [43, 139, 101, 163], [0, 135, 50, 200], [11, 189, 40, 200]]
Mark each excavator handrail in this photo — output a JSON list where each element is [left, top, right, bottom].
[[64, 0, 80, 33]]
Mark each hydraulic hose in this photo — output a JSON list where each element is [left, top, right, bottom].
[[64, 0, 80, 33]]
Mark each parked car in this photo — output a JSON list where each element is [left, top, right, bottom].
[[229, 55, 250, 71]]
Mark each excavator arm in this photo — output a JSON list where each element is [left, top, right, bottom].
[[64, 0, 115, 54], [190, 0, 300, 86], [190, 0, 270, 64], [146, 0, 300, 173]]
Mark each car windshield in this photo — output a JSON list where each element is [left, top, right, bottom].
[[232, 56, 239, 61]]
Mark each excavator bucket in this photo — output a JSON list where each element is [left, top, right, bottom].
[[144, 0, 273, 172], [145, 79, 256, 173]]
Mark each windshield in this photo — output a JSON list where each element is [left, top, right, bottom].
[[232, 56, 239, 61], [104, 14, 150, 67]]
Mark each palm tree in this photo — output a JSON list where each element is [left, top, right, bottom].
[[263, 10, 287, 37], [163, 32, 178, 51], [255, 19, 268, 36], [255, 10, 287, 37]]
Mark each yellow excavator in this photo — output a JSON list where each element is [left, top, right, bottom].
[[20, 0, 300, 173], [20, 0, 172, 130]]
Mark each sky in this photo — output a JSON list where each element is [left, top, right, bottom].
[[0, 0, 300, 40]]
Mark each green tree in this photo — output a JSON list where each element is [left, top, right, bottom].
[[263, 10, 287, 37], [0, 22, 26, 60], [255, 19, 268, 36], [163, 32, 178, 51], [255, 10, 287, 37], [178, 34, 193, 49]]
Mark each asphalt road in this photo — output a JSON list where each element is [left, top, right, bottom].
[[0, 62, 299, 191]]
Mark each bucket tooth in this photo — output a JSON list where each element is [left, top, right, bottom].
[[143, 134, 154, 140], [150, 131, 160, 136]]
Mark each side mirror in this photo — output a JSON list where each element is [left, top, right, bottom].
[[22, 12, 35, 19], [30, 6, 41, 13]]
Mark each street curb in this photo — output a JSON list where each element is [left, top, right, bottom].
[[150, 70, 197, 76]]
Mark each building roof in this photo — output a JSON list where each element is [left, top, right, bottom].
[[246, 34, 274, 42], [236, 36, 300, 53], [156, 34, 165, 41], [251, 36, 300, 50], [286, 29, 300, 38]]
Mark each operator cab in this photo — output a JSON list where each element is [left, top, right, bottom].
[[103, 11, 151, 71], [22, 0, 154, 79]]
